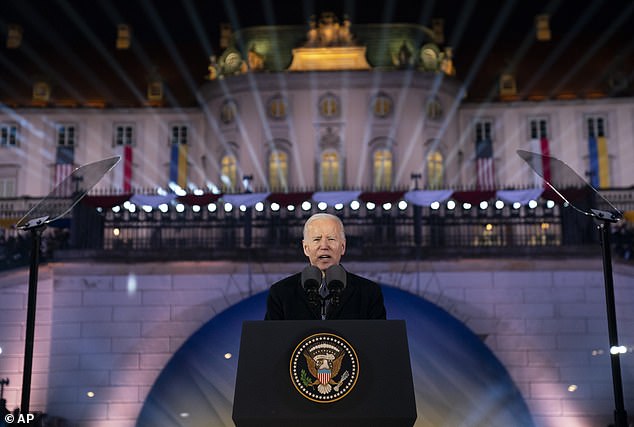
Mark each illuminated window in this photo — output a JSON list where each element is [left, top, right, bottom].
[[267, 96, 287, 120], [372, 93, 392, 118], [268, 150, 288, 190], [373, 149, 392, 189], [320, 151, 340, 190], [426, 150, 444, 188], [221, 154, 238, 192], [319, 93, 339, 119], [0, 166, 17, 197]]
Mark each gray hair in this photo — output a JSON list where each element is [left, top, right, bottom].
[[302, 213, 346, 241]]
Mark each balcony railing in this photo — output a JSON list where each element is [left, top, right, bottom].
[[0, 187, 632, 267]]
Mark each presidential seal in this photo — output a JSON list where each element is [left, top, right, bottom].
[[290, 332, 359, 403]]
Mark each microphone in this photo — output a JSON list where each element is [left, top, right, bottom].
[[301, 265, 322, 307], [325, 265, 346, 306]]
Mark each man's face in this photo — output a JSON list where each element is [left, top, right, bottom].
[[302, 217, 346, 271]]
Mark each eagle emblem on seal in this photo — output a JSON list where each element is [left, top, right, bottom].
[[290, 332, 358, 403]]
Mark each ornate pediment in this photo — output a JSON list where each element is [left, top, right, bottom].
[[288, 12, 370, 71]]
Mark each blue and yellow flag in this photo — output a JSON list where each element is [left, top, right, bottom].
[[169, 143, 188, 188], [588, 135, 609, 188]]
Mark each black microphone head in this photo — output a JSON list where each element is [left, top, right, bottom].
[[325, 264, 346, 293], [301, 265, 322, 292]]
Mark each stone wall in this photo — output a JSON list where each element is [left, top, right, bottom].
[[0, 259, 632, 426]]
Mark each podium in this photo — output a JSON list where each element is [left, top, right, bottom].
[[232, 320, 417, 427]]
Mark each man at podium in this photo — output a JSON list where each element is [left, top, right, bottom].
[[264, 213, 386, 320]]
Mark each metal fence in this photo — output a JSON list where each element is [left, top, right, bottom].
[[1, 187, 632, 265]]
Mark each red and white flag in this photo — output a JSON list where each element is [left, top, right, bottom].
[[476, 157, 495, 190]]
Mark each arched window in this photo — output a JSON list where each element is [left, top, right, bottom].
[[320, 150, 340, 190], [373, 148, 393, 190], [220, 99, 238, 125], [426, 150, 444, 188], [267, 96, 287, 120], [319, 93, 340, 119], [372, 93, 393, 118], [220, 153, 238, 192], [268, 150, 288, 191]]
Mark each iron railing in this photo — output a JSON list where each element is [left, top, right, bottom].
[[0, 187, 632, 266]]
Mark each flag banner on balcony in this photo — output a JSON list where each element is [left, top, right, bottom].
[[267, 191, 314, 207], [404, 190, 454, 207], [312, 190, 362, 206], [359, 190, 406, 205], [82, 193, 133, 208], [222, 192, 270, 207], [475, 137, 495, 190], [496, 189, 543, 205], [452, 190, 496, 204], [54, 145, 74, 196], [177, 193, 222, 206], [529, 137, 551, 187], [169, 143, 188, 189], [123, 145, 133, 192], [130, 194, 177, 208], [588, 134, 610, 188]]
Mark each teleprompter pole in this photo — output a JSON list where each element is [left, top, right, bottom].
[[597, 221, 628, 427]]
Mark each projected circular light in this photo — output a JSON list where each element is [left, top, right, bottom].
[[446, 200, 456, 210], [462, 203, 472, 210], [137, 288, 533, 426], [495, 200, 504, 209], [398, 201, 408, 210], [513, 202, 521, 210], [192, 205, 201, 213], [255, 202, 264, 212], [224, 353, 232, 359], [382, 202, 392, 211], [239, 205, 246, 212], [528, 200, 538, 209], [301, 201, 312, 211], [113, 228, 120, 237], [366, 202, 376, 210], [317, 202, 328, 210], [207, 203, 217, 213], [350, 200, 360, 210], [142, 205, 152, 213], [224, 203, 233, 212], [86, 391, 95, 398], [176, 204, 185, 213], [479, 201, 488, 210], [270, 203, 280, 211], [159, 204, 169, 213], [546, 200, 555, 209], [112, 205, 121, 213], [287, 205, 295, 211], [431, 201, 440, 210], [128, 204, 137, 213], [334, 203, 344, 210]]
